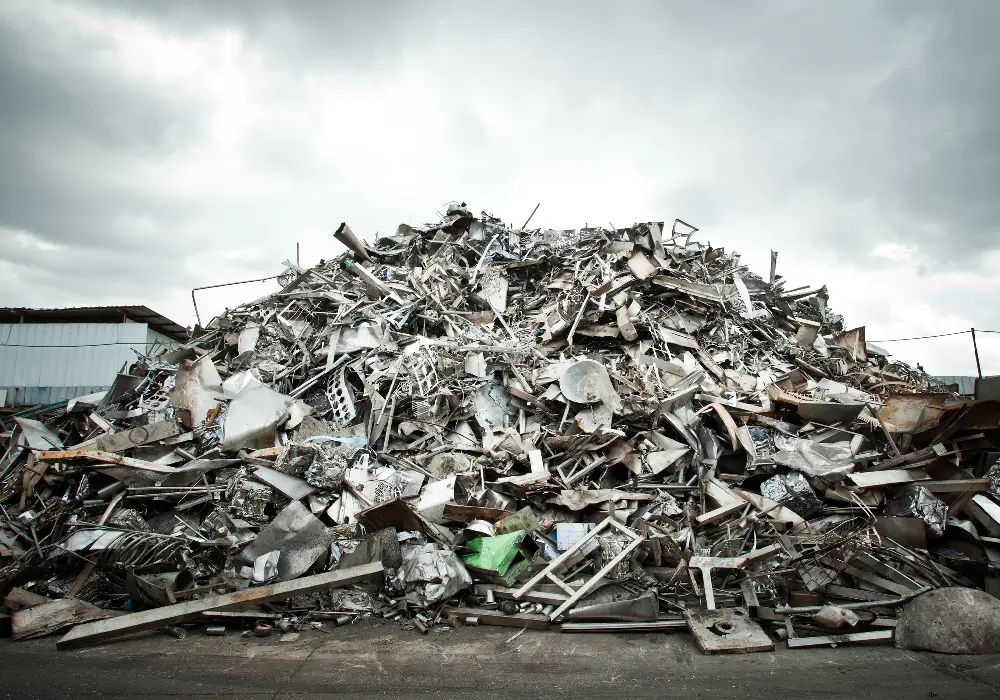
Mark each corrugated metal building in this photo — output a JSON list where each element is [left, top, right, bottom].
[[0, 307, 188, 407], [934, 375, 977, 398]]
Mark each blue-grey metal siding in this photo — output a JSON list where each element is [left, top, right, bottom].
[[933, 375, 977, 397], [0, 321, 153, 406]]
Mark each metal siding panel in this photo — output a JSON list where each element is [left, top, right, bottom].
[[146, 327, 183, 352], [0, 322, 153, 405], [3, 325, 22, 385], [933, 376, 977, 396], [11, 325, 30, 386], [44, 324, 64, 387], [56, 323, 72, 389]]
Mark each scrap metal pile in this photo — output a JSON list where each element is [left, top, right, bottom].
[[3, 203, 1000, 653]]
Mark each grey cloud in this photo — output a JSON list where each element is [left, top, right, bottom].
[[1, 0, 999, 368], [82, 0, 418, 71], [0, 15, 205, 259]]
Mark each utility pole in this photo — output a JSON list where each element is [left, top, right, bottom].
[[972, 328, 983, 379]]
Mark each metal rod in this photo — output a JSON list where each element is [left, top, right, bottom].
[[972, 327, 983, 379], [520, 203, 540, 230], [191, 274, 281, 327]]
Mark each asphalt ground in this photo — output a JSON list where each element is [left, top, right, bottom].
[[2, 620, 999, 700]]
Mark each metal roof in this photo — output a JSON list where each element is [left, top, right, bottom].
[[0, 306, 189, 342]]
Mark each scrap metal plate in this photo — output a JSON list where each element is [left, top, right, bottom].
[[683, 607, 774, 654]]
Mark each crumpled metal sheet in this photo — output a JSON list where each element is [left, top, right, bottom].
[[168, 356, 226, 428], [241, 500, 333, 581], [772, 436, 855, 479], [13, 417, 64, 450], [222, 370, 262, 400], [330, 322, 386, 355], [559, 359, 622, 414], [222, 384, 311, 451], [761, 471, 823, 517], [394, 540, 472, 606], [986, 458, 1000, 499], [886, 484, 947, 537], [252, 466, 316, 500]]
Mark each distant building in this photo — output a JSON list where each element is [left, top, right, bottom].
[[933, 375, 1000, 400], [934, 375, 977, 398], [0, 306, 188, 407]]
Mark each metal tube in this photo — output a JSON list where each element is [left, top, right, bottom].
[[972, 328, 983, 379], [520, 202, 540, 230], [775, 585, 932, 615]]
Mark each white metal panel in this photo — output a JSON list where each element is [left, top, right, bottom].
[[0, 322, 151, 406], [146, 327, 185, 352], [6, 386, 106, 407]]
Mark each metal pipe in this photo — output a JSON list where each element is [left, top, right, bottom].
[[775, 585, 932, 615], [972, 328, 983, 379], [520, 202, 540, 230]]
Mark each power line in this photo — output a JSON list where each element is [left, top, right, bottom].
[[0, 341, 160, 349], [867, 331, 972, 343]]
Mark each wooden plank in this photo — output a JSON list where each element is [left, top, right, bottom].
[[13, 598, 118, 641], [705, 477, 744, 507], [73, 420, 183, 454], [247, 446, 283, 458], [201, 610, 282, 620], [441, 606, 550, 630], [357, 498, 424, 533], [37, 450, 176, 473], [67, 558, 98, 599], [740, 580, 760, 615], [787, 630, 893, 648], [56, 563, 383, 650], [848, 469, 930, 489], [561, 620, 688, 633]]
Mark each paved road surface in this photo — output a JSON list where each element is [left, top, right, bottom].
[[1, 622, 998, 699]]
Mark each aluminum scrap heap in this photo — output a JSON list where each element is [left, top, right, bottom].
[[2, 201, 999, 650]]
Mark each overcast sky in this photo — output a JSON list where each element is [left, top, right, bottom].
[[1, 0, 998, 376]]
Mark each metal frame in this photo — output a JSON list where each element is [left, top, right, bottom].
[[512, 516, 644, 621]]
